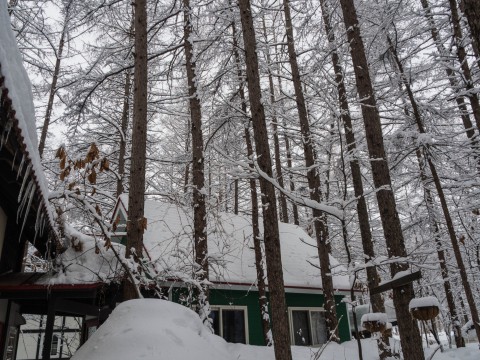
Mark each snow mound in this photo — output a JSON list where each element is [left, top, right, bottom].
[[72, 299, 236, 360], [409, 296, 440, 310]]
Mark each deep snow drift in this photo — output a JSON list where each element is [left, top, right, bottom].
[[72, 299, 479, 360]]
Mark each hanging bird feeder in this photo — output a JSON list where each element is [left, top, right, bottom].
[[409, 296, 440, 321], [361, 312, 388, 333]]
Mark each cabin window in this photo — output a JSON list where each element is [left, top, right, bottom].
[[51, 334, 59, 355], [289, 308, 327, 346], [209, 306, 248, 344]]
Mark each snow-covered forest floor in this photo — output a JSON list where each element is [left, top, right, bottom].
[[71, 299, 478, 360]]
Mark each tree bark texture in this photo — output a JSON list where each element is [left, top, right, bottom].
[[262, 17, 289, 224], [318, 0, 389, 356], [338, 1, 425, 359], [124, 0, 148, 301], [388, 37, 468, 346], [237, 1, 292, 358], [447, 0, 480, 130], [276, 74, 299, 225], [183, 0, 209, 320], [420, 0, 479, 156], [282, 0, 338, 339], [232, 22, 271, 342], [116, 69, 131, 197], [461, 0, 480, 70]]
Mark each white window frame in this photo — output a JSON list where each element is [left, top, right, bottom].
[[288, 307, 326, 347], [210, 305, 249, 344]]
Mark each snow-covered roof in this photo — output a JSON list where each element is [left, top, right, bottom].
[[0, 2, 55, 239], [114, 195, 350, 291]]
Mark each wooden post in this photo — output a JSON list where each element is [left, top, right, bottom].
[[42, 297, 56, 360]]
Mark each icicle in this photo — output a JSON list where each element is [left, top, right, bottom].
[[0, 119, 12, 149], [11, 149, 17, 171], [17, 179, 33, 223], [18, 185, 36, 242], [17, 164, 32, 203], [33, 202, 43, 243], [16, 153, 25, 179]]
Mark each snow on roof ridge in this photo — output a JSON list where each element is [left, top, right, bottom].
[[0, 2, 56, 232]]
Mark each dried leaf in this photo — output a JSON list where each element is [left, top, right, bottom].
[[140, 217, 148, 231], [55, 146, 66, 159], [112, 215, 120, 231], [68, 182, 76, 190], [60, 157, 66, 170], [104, 238, 112, 250], [100, 157, 110, 172], [85, 143, 100, 163], [87, 168, 97, 184], [95, 204, 102, 216]]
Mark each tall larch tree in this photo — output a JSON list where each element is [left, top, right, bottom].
[[183, 0, 209, 323], [237, 1, 292, 359], [338, 0, 425, 358], [318, 0, 389, 357], [124, 0, 148, 301], [281, 0, 338, 339]]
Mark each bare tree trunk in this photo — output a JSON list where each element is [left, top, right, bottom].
[[338, 1, 424, 359], [124, 0, 148, 301], [233, 178, 239, 215], [238, 1, 292, 358], [38, 2, 71, 157], [262, 17, 288, 224], [318, 0, 389, 356], [387, 36, 480, 344], [447, 0, 480, 130], [461, 0, 480, 70], [116, 69, 131, 197], [184, 117, 191, 194], [281, 0, 338, 339], [420, 0, 479, 157], [231, 21, 270, 342], [276, 74, 299, 225], [388, 36, 466, 347], [183, 0, 209, 322]]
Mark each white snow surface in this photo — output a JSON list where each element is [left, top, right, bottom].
[[0, 2, 53, 220], [72, 299, 235, 360], [117, 196, 350, 290], [72, 299, 480, 360], [36, 223, 122, 285], [409, 296, 440, 310], [360, 312, 388, 325]]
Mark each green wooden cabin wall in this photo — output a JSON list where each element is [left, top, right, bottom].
[[171, 287, 350, 346]]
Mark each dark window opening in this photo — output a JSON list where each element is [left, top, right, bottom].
[[291, 309, 327, 346], [209, 308, 246, 344], [222, 309, 246, 344]]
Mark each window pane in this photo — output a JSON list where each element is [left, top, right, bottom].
[[51, 335, 59, 355], [222, 310, 246, 344], [209, 310, 220, 336], [292, 310, 311, 346], [311, 311, 328, 345]]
